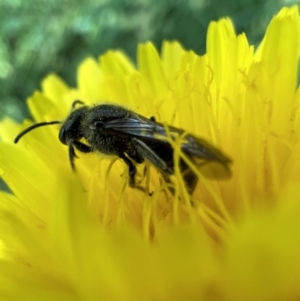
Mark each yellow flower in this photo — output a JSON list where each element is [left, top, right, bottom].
[[0, 5, 300, 301]]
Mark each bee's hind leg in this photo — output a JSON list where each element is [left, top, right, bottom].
[[179, 158, 198, 195]]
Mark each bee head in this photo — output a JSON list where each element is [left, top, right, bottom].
[[59, 106, 88, 145]]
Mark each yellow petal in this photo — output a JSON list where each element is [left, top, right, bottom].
[[99, 51, 135, 105], [255, 6, 300, 136], [138, 42, 168, 99], [222, 191, 300, 301], [77, 57, 102, 103]]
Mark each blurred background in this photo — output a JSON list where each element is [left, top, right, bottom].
[[0, 0, 299, 122]]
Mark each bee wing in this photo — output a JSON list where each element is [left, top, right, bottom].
[[104, 116, 231, 179], [104, 117, 167, 140], [181, 135, 231, 163], [104, 117, 231, 164], [104, 117, 232, 179]]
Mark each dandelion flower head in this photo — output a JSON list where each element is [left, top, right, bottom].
[[0, 6, 300, 301]]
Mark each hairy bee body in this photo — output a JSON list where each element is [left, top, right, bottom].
[[15, 101, 232, 194], [80, 105, 143, 159]]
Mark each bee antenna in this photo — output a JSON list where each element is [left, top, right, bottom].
[[72, 100, 85, 108], [14, 121, 61, 143]]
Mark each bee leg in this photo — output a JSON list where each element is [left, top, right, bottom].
[[132, 138, 173, 175], [68, 141, 92, 171], [73, 140, 92, 153], [179, 158, 198, 194], [133, 139, 198, 194], [119, 153, 151, 193], [119, 153, 137, 188], [68, 144, 78, 171], [132, 139, 176, 194]]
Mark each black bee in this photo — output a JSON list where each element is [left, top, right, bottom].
[[14, 100, 232, 194]]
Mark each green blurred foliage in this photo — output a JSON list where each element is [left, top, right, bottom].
[[0, 0, 299, 121]]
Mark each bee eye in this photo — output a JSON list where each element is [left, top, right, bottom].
[[59, 127, 67, 144]]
